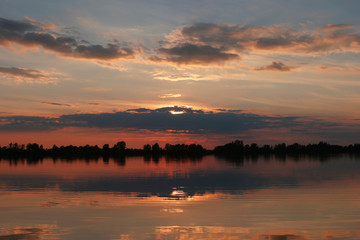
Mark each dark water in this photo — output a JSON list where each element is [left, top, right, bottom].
[[0, 155, 359, 240]]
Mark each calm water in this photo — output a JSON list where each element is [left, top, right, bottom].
[[0, 155, 359, 240]]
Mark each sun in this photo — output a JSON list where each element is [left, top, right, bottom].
[[169, 110, 185, 115]]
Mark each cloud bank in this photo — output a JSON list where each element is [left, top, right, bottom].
[[0, 106, 331, 135], [150, 22, 360, 65], [149, 43, 239, 64], [0, 17, 135, 60]]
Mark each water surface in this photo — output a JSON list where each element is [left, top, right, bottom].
[[0, 155, 359, 240]]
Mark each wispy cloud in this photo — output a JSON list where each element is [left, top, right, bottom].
[[40, 102, 72, 107], [254, 61, 297, 72], [318, 24, 354, 31], [318, 65, 360, 74], [0, 17, 136, 61], [158, 93, 182, 98], [95, 61, 128, 71], [0, 66, 59, 84], [153, 72, 220, 81], [82, 87, 112, 92]]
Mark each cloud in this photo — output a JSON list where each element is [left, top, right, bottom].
[[318, 65, 360, 74], [158, 93, 182, 98], [254, 61, 297, 72], [0, 17, 136, 60], [318, 24, 354, 31], [0, 226, 57, 240], [153, 72, 220, 81], [262, 234, 306, 240], [0, 106, 300, 134], [149, 43, 239, 64], [0, 66, 58, 84], [82, 87, 112, 92], [3, 106, 358, 145], [95, 61, 127, 71], [40, 102, 71, 107], [151, 23, 360, 65]]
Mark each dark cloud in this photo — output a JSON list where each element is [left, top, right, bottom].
[[1, 107, 354, 143], [0, 116, 63, 131], [0, 66, 46, 79], [0, 227, 44, 240], [40, 102, 71, 107], [254, 61, 297, 72], [262, 234, 306, 240], [0, 17, 135, 60], [0, 17, 37, 33], [152, 23, 360, 65], [150, 43, 239, 64], [0, 106, 299, 134], [0, 66, 58, 83]]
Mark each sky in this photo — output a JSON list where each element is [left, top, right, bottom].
[[0, 0, 360, 148]]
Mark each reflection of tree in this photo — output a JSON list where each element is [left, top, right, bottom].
[[113, 156, 126, 166]]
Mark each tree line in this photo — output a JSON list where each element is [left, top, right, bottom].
[[1, 140, 360, 159]]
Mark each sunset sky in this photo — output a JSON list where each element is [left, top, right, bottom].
[[1, 0, 360, 148]]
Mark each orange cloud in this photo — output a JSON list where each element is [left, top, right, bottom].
[[318, 24, 354, 31]]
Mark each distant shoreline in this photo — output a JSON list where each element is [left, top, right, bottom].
[[1, 140, 360, 159]]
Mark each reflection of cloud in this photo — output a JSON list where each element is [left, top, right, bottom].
[[84, 216, 109, 222], [113, 234, 133, 240], [151, 22, 360, 65], [0, 225, 58, 240], [39, 201, 60, 207], [262, 234, 306, 240], [254, 62, 297, 72], [160, 207, 183, 213], [156, 226, 249, 234], [0, 17, 136, 61], [0, 66, 59, 84]]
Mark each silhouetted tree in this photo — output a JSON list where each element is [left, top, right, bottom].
[[152, 143, 161, 153], [113, 141, 126, 152], [143, 144, 151, 153]]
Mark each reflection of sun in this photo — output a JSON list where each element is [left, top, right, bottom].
[[169, 110, 185, 115]]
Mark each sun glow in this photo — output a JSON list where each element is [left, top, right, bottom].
[[169, 110, 185, 115]]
